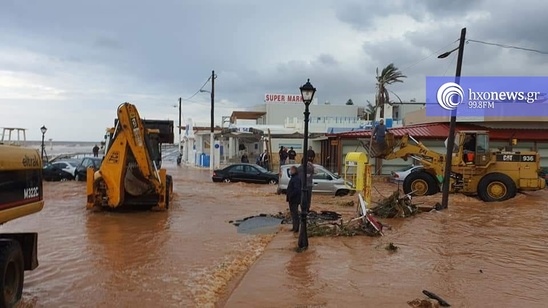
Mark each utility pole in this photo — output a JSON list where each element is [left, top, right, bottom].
[[178, 97, 182, 154], [441, 27, 466, 209], [210, 70, 215, 171]]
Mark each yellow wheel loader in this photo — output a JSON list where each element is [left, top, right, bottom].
[[86, 103, 174, 210], [0, 145, 43, 307], [367, 130, 545, 202]]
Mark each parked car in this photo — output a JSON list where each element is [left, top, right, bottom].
[[539, 167, 548, 186], [43, 162, 75, 181], [51, 159, 80, 177], [277, 164, 352, 196], [74, 157, 103, 181], [390, 165, 424, 182], [212, 163, 279, 184]]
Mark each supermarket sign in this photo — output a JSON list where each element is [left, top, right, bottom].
[[264, 93, 303, 103]]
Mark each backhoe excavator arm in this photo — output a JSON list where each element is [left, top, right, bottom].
[[380, 133, 445, 182], [87, 103, 169, 209]]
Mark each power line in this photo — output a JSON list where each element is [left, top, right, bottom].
[[183, 75, 212, 101], [399, 39, 460, 71], [467, 39, 548, 55], [442, 51, 457, 76]]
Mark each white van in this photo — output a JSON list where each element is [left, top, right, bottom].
[[277, 164, 353, 196]]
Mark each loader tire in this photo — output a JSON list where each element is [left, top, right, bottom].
[[0, 240, 24, 308], [477, 173, 516, 202], [403, 171, 438, 196], [165, 175, 173, 209]]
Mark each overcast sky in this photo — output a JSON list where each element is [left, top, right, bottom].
[[1, 0, 547, 141]]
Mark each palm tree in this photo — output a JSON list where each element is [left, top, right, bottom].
[[375, 63, 406, 119], [365, 100, 376, 119]]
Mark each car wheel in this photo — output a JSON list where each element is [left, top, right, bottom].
[[223, 178, 231, 183], [335, 189, 349, 197], [268, 179, 278, 185], [60, 177, 68, 182]]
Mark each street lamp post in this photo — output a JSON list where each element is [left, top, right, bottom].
[[40, 125, 47, 163], [298, 79, 316, 251], [178, 97, 182, 154], [438, 27, 467, 209], [199, 70, 216, 170]]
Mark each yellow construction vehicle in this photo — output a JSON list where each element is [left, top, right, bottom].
[[368, 130, 545, 202], [86, 102, 174, 210], [0, 145, 43, 307]]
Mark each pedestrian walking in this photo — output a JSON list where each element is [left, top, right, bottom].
[[286, 166, 302, 232]]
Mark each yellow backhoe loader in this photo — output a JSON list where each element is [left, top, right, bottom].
[[366, 130, 545, 202], [0, 144, 43, 307], [86, 103, 174, 210]]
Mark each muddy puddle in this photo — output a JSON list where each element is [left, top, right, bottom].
[[2, 164, 547, 307]]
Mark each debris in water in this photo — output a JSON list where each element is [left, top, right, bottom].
[[338, 200, 355, 207], [307, 217, 381, 237], [479, 269, 483, 273], [385, 242, 398, 252], [422, 290, 451, 307], [371, 191, 444, 218], [407, 298, 440, 308]]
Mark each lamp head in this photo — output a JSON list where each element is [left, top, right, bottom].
[[299, 79, 316, 105]]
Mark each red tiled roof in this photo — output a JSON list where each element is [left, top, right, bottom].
[[328, 123, 548, 141]]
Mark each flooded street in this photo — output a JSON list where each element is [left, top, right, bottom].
[[2, 164, 548, 307], [227, 187, 548, 307], [1, 164, 284, 307]]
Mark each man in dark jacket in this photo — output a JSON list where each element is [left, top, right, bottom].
[[297, 158, 315, 212], [286, 166, 302, 232]]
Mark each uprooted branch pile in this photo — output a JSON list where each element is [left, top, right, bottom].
[[370, 190, 445, 218], [371, 191, 418, 218], [307, 219, 380, 237], [304, 210, 381, 237]]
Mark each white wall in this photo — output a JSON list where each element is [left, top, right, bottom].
[[265, 103, 359, 125]]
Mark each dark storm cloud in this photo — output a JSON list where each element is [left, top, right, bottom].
[[2, 0, 548, 140]]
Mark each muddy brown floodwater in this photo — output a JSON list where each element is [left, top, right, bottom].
[[1, 165, 548, 307]]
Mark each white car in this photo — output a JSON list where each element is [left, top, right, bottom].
[[277, 164, 353, 196], [391, 165, 423, 182], [52, 160, 80, 177]]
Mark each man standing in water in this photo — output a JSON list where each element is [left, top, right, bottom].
[[297, 158, 315, 211], [286, 166, 302, 232], [92, 144, 99, 157]]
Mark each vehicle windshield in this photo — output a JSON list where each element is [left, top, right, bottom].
[[255, 165, 268, 173]]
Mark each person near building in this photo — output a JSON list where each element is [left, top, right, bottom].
[[286, 166, 302, 232], [241, 152, 249, 163], [372, 118, 389, 153], [297, 158, 315, 212], [92, 144, 99, 157], [307, 146, 315, 163], [279, 146, 288, 165], [260, 150, 270, 171], [372, 118, 388, 143], [287, 147, 297, 164]]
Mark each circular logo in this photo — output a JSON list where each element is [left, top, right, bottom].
[[214, 144, 220, 149], [436, 82, 464, 110]]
